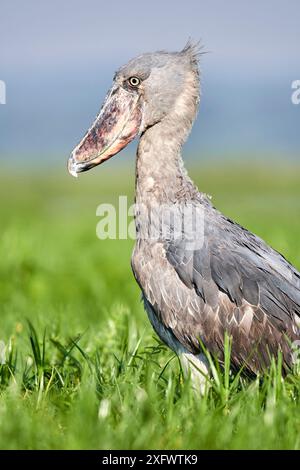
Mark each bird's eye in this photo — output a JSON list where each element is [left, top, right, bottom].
[[128, 76, 140, 87]]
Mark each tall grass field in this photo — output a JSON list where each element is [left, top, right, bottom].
[[0, 162, 300, 449]]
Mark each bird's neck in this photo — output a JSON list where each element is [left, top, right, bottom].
[[135, 73, 199, 205]]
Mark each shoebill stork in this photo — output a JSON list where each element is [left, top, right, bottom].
[[68, 44, 300, 389]]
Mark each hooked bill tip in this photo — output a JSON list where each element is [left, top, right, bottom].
[[68, 153, 79, 178]]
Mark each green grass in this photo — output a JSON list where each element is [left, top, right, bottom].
[[0, 162, 300, 450]]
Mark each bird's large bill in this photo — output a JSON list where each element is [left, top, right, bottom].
[[68, 86, 142, 177]]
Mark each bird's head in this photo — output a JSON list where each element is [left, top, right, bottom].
[[68, 42, 200, 177]]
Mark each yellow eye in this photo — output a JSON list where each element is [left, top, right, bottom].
[[129, 76, 140, 87]]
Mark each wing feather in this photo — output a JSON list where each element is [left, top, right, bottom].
[[163, 205, 300, 373]]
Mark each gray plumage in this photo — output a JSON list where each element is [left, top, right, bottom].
[[69, 43, 300, 379]]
